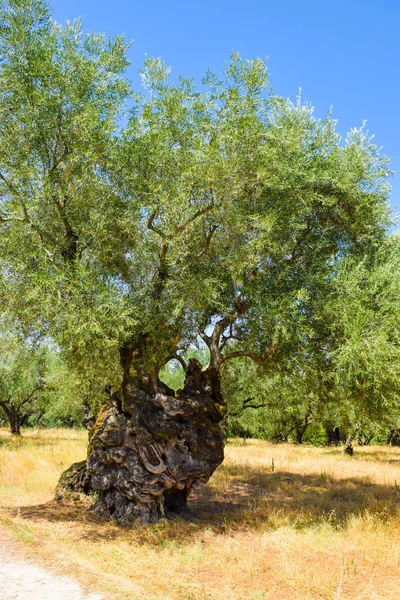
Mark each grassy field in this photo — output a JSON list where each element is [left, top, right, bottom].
[[1, 429, 400, 599]]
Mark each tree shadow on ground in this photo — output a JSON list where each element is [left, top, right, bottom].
[[3, 463, 400, 545], [191, 468, 400, 527]]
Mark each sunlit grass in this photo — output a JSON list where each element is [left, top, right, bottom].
[[1, 428, 400, 599]]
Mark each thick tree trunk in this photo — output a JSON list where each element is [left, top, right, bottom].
[[387, 429, 400, 446], [9, 413, 21, 435], [0, 402, 22, 435], [56, 357, 226, 524], [295, 425, 307, 444], [326, 427, 341, 446]]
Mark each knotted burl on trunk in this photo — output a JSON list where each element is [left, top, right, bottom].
[[56, 359, 226, 524]]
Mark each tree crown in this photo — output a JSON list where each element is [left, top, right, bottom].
[[0, 0, 392, 379]]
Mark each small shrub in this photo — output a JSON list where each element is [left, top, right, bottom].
[[303, 424, 328, 446]]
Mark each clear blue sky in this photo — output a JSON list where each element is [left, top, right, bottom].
[[51, 0, 400, 215]]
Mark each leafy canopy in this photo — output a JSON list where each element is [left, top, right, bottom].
[[0, 0, 392, 380]]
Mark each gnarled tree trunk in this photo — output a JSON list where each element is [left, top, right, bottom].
[[56, 355, 226, 524], [0, 401, 27, 435]]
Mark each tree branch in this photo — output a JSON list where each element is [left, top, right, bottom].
[[205, 224, 218, 249], [21, 380, 45, 406], [230, 397, 266, 418], [178, 202, 215, 234], [0, 400, 11, 419], [147, 209, 168, 239], [220, 323, 242, 350], [235, 292, 250, 315], [199, 330, 211, 345], [220, 345, 277, 366], [165, 352, 187, 372], [152, 242, 169, 299], [52, 197, 79, 260], [0, 171, 15, 191], [201, 316, 232, 369], [148, 201, 217, 241], [287, 217, 314, 264]]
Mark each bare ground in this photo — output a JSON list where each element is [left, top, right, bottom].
[[0, 528, 102, 600]]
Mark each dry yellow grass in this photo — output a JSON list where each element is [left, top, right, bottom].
[[1, 428, 400, 599]]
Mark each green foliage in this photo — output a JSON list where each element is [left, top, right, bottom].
[[0, 0, 395, 439], [327, 235, 400, 435], [222, 357, 322, 442], [0, 329, 50, 430], [302, 424, 328, 446], [0, 324, 86, 430], [34, 355, 84, 427], [0, 0, 131, 383], [222, 235, 400, 445]]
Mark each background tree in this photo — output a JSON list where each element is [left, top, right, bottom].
[[327, 235, 400, 450], [0, 0, 392, 522], [0, 331, 48, 434], [35, 355, 91, 429], [222, 352, 329, 445], [0, 327, 111, 432]]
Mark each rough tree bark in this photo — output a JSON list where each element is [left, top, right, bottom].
[[56, 301, 273, 525], [56, 348, 227, 524], [0, 401, 30, 435]]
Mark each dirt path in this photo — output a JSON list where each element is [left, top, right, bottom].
[[0, 528, 102, 600]]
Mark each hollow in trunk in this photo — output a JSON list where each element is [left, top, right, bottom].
[[56, 356, 226, 524]]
